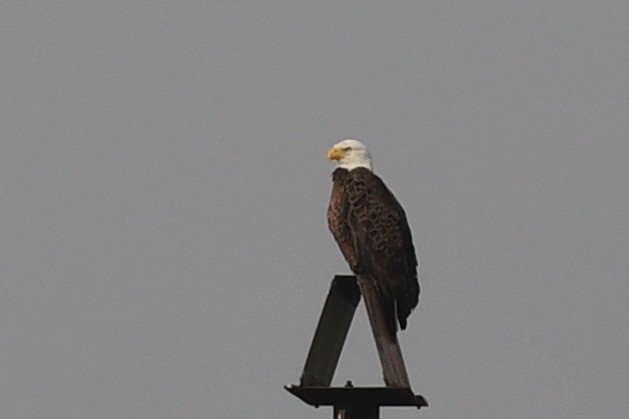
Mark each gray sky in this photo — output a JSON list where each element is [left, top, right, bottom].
[[1, 2, 627, 418]]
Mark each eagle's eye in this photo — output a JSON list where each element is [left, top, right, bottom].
[[343, 147, 352, 151]]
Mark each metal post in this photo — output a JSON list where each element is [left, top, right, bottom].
[[334, 404, 379, 418], [356, 276, 410, 388], [300, 276, 361, 387], [285, 276, 427, 416]]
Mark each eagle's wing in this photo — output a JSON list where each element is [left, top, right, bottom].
[[346, 168, 419, 335]]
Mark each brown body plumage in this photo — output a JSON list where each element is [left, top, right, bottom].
[[328, 166, 420, 337]]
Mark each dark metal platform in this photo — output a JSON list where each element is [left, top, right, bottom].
[[285, 385, 428, 409], [286, 275, 428, 417]]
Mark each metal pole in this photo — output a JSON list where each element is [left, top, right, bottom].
[[334, 404, 379, 419], [300, 276, 360, 387], [285, 276, 427, 416], [356, 275, 411, 388]]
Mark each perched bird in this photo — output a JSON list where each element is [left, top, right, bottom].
[[327, 139, 419, 338]]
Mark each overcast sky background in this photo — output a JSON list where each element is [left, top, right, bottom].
[[1, 2, 627, 418]]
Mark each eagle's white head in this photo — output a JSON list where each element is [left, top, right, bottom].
[[327, 139, 373, 171]]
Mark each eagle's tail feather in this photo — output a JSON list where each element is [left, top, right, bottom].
[[393, 272, 418, 332]]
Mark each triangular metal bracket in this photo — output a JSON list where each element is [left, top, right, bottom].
[[298, 275, 361, 387], [285, 275, 427, 415]]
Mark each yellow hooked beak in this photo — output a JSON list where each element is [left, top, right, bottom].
[[327, 147, 345, 161]]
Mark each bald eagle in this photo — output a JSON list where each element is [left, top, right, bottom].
[[327, 139, 419, 338]]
